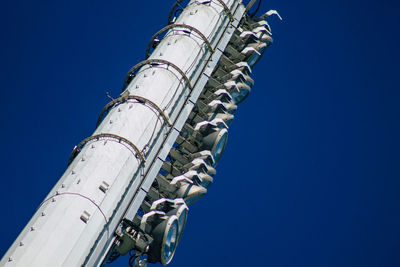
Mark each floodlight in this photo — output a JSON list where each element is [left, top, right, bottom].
[[162, 157, 216, 177], [190, 98, 228, 118], [171, 176, 207, 205], [248, 42, 268, 52], [141, 211, 179, 265], [214, 69, 254, 87], [251, 25, 271, 35], [182, 170, 213, 188], [198, 172, 213, 188], [197, 89, 236, 113], [149, 198, 188, 243], [256, 31, 273, 43], [229, 31, 258, 50], [224, 80, 251, 104], [247, 45, 265, 68], [208, 112, 234, 126], [258, 9, 283, 21], [215, 55, 252, 75], [201, 127, 228, 165], [194, 119, 228, 131], [184, 158, 216, 176], [224, 45, 261, 62], [244, 20, 272, 34], [172, 120, 229, 166], [188, 91, 236, 124], [201, 89, 233, 103], [155, 174, 207, 205], [209, 100, 237, 114], [230, 29, 272, 51], [169, 148, 215, 167]]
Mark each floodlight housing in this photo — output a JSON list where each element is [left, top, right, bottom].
[[224, 45, 261, 62], [181, 170, 213, 188], [208, 100, 237, 114], [215, 55, 252, 75], [140, 211, 179, 265], [244, 19, 272, 34], [149, 198, 189, 243], [201, 127, 228, 165], [201, 89, 233, 103], [175, 120, 229, 157], [198, 172, 213, 188], [171, 176, 207, 205], [184, 158, 216, 176], [168, 148, 215, 167], [162, 157, 216, 177], [214, 69, 254, 87], [155, 174, 207, 205], [224, 80, 252, 104]]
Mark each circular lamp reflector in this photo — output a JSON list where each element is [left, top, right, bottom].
[[230, 87, 250, 104], [176, 206, 188, 242], [248, 46, 266, 68], [148, 215, 179, 265], [162, 217, 178, 265], [202, 128, 228, 165], [185, 192, 204, 206]]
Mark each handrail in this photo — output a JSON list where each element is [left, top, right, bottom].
[[122, 59, 193, 91], [96, 95, 172, 127], [145, 24, 214, 59], [68, 133, 145, 165]]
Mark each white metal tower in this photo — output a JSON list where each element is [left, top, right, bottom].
[[0, 1, 281, 266]]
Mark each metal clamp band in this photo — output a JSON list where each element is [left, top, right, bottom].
[[96, 95, 173, 127], [168, 1, 234, 24], [214, 0, 234, 21], [68, 133, 145, 165], [167, 0, 184, 25], [122, 59, 193, 91], [145, 24, 214, 59]]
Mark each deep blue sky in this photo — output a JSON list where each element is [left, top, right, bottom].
[[1, 0, 399, 266]]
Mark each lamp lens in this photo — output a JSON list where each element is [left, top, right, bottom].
[[163, 219, 178, 264], [185, 194, 203, 205], [201, 180, 212, 188], [231, 89, 249, 104], [213, 130, 228, 165], [248, 46, 265, 68], [177, 208, 188, 241]]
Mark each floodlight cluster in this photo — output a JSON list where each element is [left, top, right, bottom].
[[105, 5, 281, 267]]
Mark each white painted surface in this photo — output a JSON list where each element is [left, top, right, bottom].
[[0, 1, 243, 266]]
